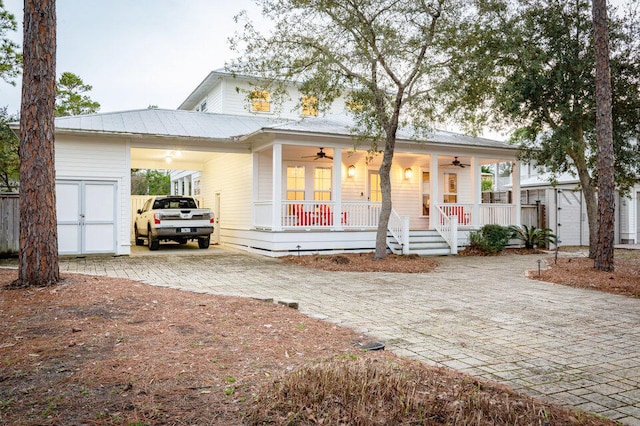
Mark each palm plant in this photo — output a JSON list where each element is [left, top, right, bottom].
[[509, 225, 557, 249]]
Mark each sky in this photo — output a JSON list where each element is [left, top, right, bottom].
[[0, 0, 632, 120], [0, 0, 260, 115]]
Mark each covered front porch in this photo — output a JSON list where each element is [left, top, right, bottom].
[[251, 142, 521, 254]]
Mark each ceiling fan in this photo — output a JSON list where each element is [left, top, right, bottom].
[[302, 147, 333, 160], [450, 156, 470, 168]]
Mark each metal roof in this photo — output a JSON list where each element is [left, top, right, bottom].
[[54, 108, 289, 140], [264, 114, 513, 150], [53, 108, 513, 152]]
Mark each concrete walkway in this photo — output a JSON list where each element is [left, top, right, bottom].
[[5, 245, 639, 424]]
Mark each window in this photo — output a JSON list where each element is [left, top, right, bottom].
[[199, 100, 207, 112], [369, 171, 382, 202], [286, 166, 305, 200], [301, 95, 318, 117], [152, 197, 198, 209], [314, 167, 332, 201], [346, 99, 363, 112], [443, 173, 457, 203], [422, 171, 430, 216], [250, 90, 271, 112]]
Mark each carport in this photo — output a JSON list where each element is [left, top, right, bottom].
[[52, 109, 274, 256]]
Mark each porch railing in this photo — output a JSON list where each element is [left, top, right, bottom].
[[479, 204, 515, 226], [435, 204, 458, 254], [388, 208, 410, 254], [256, 200, 382, 229], [255, 201, 518, 232], [440, 203, 473, 225], [342, 201, 381, 229]]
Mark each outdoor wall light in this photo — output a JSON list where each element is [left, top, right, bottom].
[[347, 164, 356, 178], [165, 155, 173, 164], [404, 167, 413, 180]]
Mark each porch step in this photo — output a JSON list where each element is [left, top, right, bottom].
[[387, 230, 456, 256]]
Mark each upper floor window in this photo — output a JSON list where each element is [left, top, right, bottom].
[[199, 100, 207, 112], [346, 99, 363, 112], [250, 90, 271, 113], [301, 95, 318, 117]]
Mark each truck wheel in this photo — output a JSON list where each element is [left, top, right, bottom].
[[134, 226, 144, 246], [148, 231, 160, 251], [198, 236, 210, 249]]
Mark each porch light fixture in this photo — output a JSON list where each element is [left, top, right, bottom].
[[347, 164, 356, 178], [404, 167, 413, 180], [165, 155, 172, 164]]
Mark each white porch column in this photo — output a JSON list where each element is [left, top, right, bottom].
[[252, 151, 259, 230], [471, 156, 481, 227], [184, 178, 190, 196], [272, 143, 283, 231], [429, 154, 439, 229], [332, 148, 343, 230], [512, 161, 521, 226]]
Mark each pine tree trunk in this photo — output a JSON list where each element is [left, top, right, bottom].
[[16, 0, 59, 286], [592, 0, 615, 272]]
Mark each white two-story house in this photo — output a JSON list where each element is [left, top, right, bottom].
[[49, 68, 523, 256]]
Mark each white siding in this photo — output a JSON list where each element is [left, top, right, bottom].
[[194, 78, 349, 119], [256, 150, 273, 200], [55, 136, 130, 255], [207, 82, 224, 113], [200, 152, 253, 231]]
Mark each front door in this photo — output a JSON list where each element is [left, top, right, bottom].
[[56, 180, 117, 254]]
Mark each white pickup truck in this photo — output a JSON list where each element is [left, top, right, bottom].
[[134, 196, 214, 250]]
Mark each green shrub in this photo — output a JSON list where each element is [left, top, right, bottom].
[[509, 225, 556, 249], [468, 224, 511, 254]]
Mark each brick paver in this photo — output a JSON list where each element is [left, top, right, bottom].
[[4, 245, 639, 423]]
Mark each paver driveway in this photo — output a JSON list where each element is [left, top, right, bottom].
[[48, 246, 640, 424]]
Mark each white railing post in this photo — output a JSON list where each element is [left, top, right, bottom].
[[471, 156, 481, 227], [402, 215, 410, 254], [513, 161, 521, 226], [332, 148, 343, 230], [272, 144, 283, 231], [451, 217, 458, 255]]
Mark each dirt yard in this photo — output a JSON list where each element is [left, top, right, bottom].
[[2, 249, 632, 425]]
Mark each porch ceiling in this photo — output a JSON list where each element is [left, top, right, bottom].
[[278, 146, 510, 166]]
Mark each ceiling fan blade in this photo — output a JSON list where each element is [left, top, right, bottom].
[[325, 155, 333, 160]]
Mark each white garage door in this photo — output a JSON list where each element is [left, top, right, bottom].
[[56, 180, 117, 254]]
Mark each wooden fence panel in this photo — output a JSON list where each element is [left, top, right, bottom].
[[0, 194, 19, 255]]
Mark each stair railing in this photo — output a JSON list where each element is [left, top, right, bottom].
[[435, 204, 458, 254], [388, 209, 410, 254]]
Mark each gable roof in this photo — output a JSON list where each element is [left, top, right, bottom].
[[54, 108, 290, 140]]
